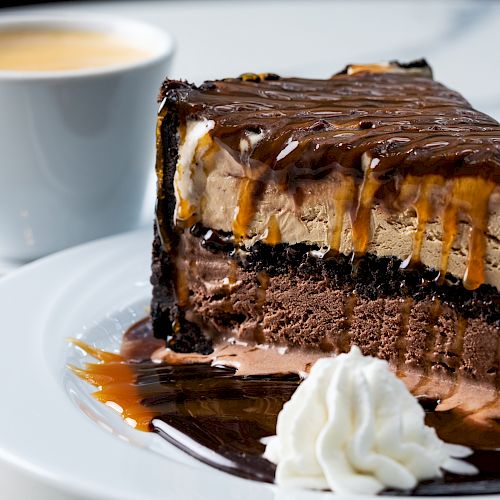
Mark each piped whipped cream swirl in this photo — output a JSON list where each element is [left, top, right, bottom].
[[264, 346, 477, 495]]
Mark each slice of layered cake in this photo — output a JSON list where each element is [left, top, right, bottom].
[[151, 60, 499, 387]]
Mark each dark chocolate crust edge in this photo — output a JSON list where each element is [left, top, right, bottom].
[[151, 224, 213, 354], [152, 81, 214, 353]]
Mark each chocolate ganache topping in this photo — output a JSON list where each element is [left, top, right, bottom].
[[156, 61, 500, 290]]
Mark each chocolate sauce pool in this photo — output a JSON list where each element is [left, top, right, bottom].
[[73, 319, 500, 496], [150, 364, 295, 484]]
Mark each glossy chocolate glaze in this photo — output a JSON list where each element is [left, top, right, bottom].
[[157, 61, 500, 290], [163, 66, 499, 182], [70, 320, 500, 496]]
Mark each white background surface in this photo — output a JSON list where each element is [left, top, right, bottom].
[[1, 1, 499, 498]]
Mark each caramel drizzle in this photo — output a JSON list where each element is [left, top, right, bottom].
[[178, 142, 495, 290], [233, 178, 262, 242], [195, 149, 493, 289], [351, 165, 380, 256], [227, 259, 238, 285], [439, 177, 495, 288], [396, 175, 494, 288], [230, 131, 270, 244], [345, 62, 431, 77], [228, 167, 494, 288], [347, 63, 399, 75], [174, 266, 190, 307], [264, 215, 281, 246], [329, 175, 355, 254], [68, 340, 156, 431], [71, 336, 500, 461], [232, 179, 253, 241], [178, 132, 216, 228], [401, 175, 443, 268], [463, 178, 496, 289], [155, 100, 168, 201]]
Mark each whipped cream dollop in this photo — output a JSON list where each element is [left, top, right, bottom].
[[263, 346, 477, 495]]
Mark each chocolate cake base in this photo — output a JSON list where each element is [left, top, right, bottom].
[[151, 225, 499, 386]]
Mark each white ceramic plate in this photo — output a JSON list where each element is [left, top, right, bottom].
[[0, 229, 498, 500]]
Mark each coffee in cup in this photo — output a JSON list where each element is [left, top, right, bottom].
[[0, 28, 152, 71]]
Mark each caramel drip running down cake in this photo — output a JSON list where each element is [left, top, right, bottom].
[[150, 60, 499, 391]]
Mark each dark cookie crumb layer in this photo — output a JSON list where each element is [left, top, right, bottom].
[[188, 224, 499, 326]]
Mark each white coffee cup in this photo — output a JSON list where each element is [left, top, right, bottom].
[[0, 15, 174, 261]]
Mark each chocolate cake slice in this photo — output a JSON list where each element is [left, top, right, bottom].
[[151, 61, 499, 388]]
